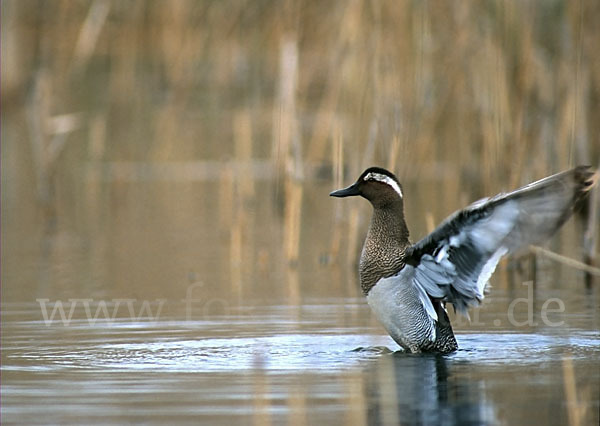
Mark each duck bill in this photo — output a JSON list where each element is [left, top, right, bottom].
[[330, 183, 360, 197]]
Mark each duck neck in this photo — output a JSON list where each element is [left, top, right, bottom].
[[359, 201, 410, 295]]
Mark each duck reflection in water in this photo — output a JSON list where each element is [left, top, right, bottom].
[[363, 353, 496, 426]]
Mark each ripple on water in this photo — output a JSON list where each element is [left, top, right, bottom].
[[61, 334, 395, 372], [452, 332, 600, 364], [6, 328, 598, 374]]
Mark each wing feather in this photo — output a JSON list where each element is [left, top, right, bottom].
[[404, 166, 596, 319]]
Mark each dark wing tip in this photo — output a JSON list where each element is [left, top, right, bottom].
[[573, 165, 598, 204], [574, 165, 598, 189]]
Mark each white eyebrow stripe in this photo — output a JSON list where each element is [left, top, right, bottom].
[[364, 172, 403, 197]]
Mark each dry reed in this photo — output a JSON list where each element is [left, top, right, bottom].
[[3, 0, 599, 301]]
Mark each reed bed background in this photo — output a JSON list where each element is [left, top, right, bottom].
[[2, 2, 600, 425], [2, 0, 600, 304]]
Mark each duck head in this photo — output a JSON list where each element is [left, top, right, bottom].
[[329, 167, 404, 208]]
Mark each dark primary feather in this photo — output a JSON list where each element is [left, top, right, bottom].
[[405, 165, 597, 316]]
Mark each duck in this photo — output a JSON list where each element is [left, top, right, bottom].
[[330, 166, 597, 353]]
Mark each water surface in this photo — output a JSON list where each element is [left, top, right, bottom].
[[2, 298, 599, 425]]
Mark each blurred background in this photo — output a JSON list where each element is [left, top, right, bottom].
[[2, 0, 599, 306], [2, 1, 600, 425]]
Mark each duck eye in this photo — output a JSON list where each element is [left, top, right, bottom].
[[363, 173, 376, 182]]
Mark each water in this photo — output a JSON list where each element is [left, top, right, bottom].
[[2, 299, 599, 425]]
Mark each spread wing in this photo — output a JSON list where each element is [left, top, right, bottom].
[[404, 166, 597, 318]]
